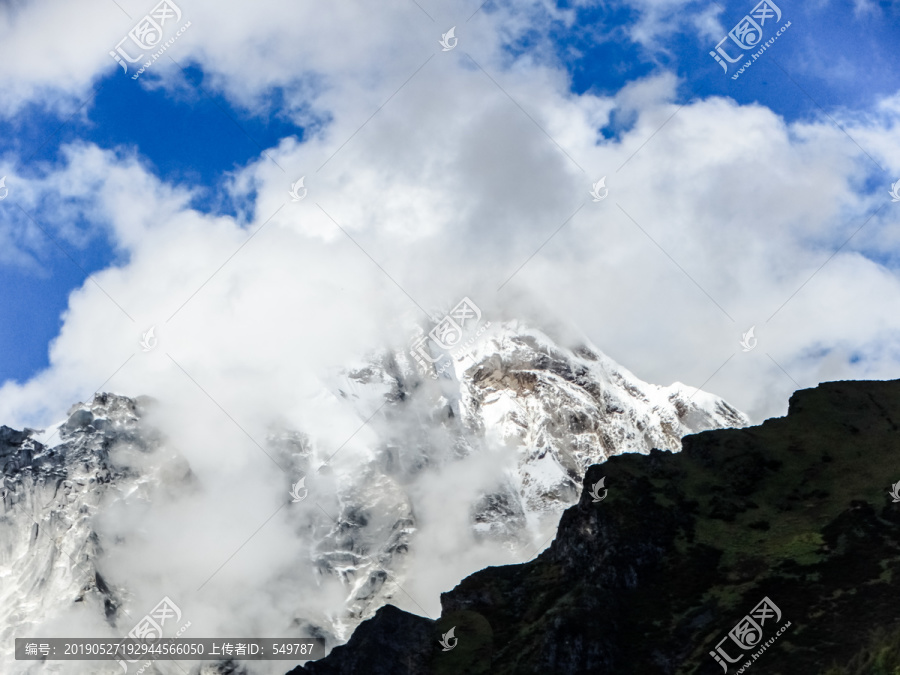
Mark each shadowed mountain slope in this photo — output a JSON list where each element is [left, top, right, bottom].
[[290, 379, 900, 674]]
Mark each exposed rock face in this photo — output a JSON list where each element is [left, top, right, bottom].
[[290, 379, 900, 675]]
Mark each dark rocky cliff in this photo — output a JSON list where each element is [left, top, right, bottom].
[[288, 379, 900, 674]]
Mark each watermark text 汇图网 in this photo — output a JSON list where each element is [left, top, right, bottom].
[[709, 1, 792, 80]]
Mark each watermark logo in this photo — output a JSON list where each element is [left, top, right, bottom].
[[709, 596, 790, 672], [110, 0, 191, 80], [140, 326, 157, 352], [430, 297, 481, 349], [289, 177, 307, 202], [440, 27, 458, 51], [115, 597, 191, 673], [710, 1, 790, 80], [439, 626, 457, 651], [589, 177, 608, 202], [589, 477, 608, 503], [889, 481, 900, 503], [289, 476, 308, 503], [409, 297, 491, 379], [0, 176, 7, 200], [890, 181, 900, 203], [740, 326, 757, 352]]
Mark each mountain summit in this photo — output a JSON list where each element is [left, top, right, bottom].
[[336, 321, 747, 542]]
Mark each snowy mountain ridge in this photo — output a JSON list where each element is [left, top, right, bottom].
[[0, 321, 748, 673]]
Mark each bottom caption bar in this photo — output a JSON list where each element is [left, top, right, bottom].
[[15, 639, 325, 660]]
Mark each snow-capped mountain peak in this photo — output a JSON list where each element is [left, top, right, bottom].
[[1, 322, 747, 673]]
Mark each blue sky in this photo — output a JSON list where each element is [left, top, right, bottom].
[[1, 66, 305, 382], [0, 0, 898, 409]]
